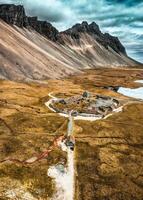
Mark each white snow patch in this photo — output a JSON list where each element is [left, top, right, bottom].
[[134, 80, 143, 84]]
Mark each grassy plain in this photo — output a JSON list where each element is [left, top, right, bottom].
[[0, 68, 143, 199]]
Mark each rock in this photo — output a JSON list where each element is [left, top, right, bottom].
[[65, 137, 75, 151], [0, 4, 59, 42], [61, 21, 102, 38], [27, 17, 59, 42], [104, 33, 126, 55], [27, 16, 38, 29], [59, 99, 67, 105], [0, 4, 28, 27], [103, 86, 119, 92], [71, 111, 78, 117], [96, 94, 111, 100], [89, 22, 102, 35], [0, 4, 140, 80], [60, 21, 126, 55], [0, 4, 132, 55], [113, 98, 119, 106]]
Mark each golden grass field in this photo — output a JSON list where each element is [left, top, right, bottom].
[[0, 68, 143, 199]]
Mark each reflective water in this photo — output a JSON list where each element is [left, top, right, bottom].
[[118, 87, 143, 100]]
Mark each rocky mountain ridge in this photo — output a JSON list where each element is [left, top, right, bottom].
[[0, 4, 59, 41], [0, 4, 141, 81], [0, 4, 127, 54], [0, 4, 27, 27], [60, 21, 127, 55]]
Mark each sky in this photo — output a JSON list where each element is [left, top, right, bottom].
[[0, 0, 143, 63]]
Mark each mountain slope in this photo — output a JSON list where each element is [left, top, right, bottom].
[[0, 4, 141, 81]]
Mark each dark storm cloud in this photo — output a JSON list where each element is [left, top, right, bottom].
[[63, 0, 143, 63], [106, 0, 143, 6]]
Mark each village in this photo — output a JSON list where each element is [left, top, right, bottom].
[[50, 91, 120, 118]]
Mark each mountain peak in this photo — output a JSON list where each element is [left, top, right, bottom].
[[62, 21, 101, 36], [0, 4, 59, 41], [0, 4, 27, 27], [81, 21, 88, 26], [0, 3, 140, 81], [0, 4, 126, 55], [60, 21, 126, 55]]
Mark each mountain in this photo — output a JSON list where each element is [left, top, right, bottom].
[[0, 4, 141, 81], [0, 4, 59, 41], [59, 21, 127, 55]]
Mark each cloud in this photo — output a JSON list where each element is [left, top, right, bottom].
[[62, 0, 143, 63], [25, 0, 72, 22], [0, 0, 72, 22]]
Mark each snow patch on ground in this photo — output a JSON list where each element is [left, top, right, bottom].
[[134, 80, 143, 83], [118, 87, 143, 100]]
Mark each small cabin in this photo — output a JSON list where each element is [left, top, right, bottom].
[[82, 91, 90, 98]]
